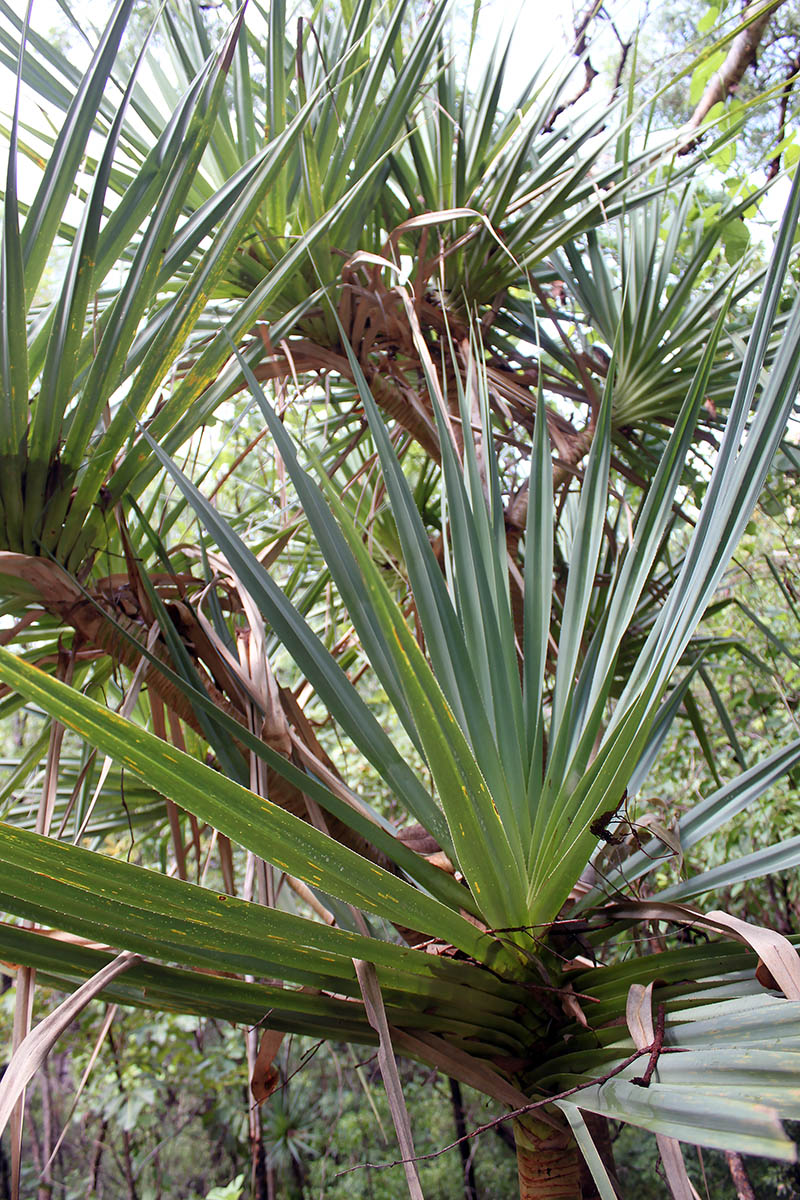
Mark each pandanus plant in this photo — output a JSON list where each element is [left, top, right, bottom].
[[2, 1, 800, 1197]]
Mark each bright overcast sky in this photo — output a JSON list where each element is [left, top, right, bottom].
[[1, 0, 580, 203], [10, 0, 599, 83], [1, 0, 790, 230], [13, 0, 573, 53], [4, 0, 645, 153]]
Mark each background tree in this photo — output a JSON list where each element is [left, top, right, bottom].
[[609, 0, 800, 176]]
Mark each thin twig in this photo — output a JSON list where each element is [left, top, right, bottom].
[[543, 0, 602, 132], [334, 1043, 687, 1177], [119, 768, 135, 862]]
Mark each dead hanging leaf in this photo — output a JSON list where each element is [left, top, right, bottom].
[[397, 824, 455, 873], [589, 807, 627, 845], [354, 959, 425, 1200], [626, 984, 700, 1200], [705, 911, 800, 1000], [425, 850, 456, 872], [0, 952, 141, 1139], [635, 813, 684, 872], [658, 1139, 702, 1200], [398, 823, 440, 856], [560, 983, 590, 1029], [250, 1029, 285, 1105], [608, 899, 800, 999]]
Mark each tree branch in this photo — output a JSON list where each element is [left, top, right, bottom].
[[767, 52, 800, 178], [726, 1150, 757, 1200], [684, 0, 786, 133], [543, 0, 602, 133]]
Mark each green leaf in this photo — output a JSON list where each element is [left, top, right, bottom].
[[26, 7, 157, 546], [585, 738, 800, 903], [697, 7, 719, 35], [612, 167, 800, 738], [689, 49, 725, 107], [523, 377, 554, 828], [255, 389, 529, 927], [21, 0, 136, 303], [547, 373, 613, 773], [659, 835, 800, 902], [558, 1106, 619, 1200], [0, 0, 32, 550], [139, 427, 450, 852], [0, 921, 371, 1039], [0, 828, 528, 1053], [57, 14, 248, 559], [0, 647, 493, 963], [331, 328, 517, 857]]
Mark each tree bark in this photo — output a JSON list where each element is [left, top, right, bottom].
[[684, 0, 785, 132], [246, 1029, 268, 1200], [514, 1113, 581, 1199], [0, 1136, 9, 1200], [106, 1032, 138, 1200], [37, 1065, 53, 1200], [120, 1130, 138, 1200], [726, 1151, 756, 1200]]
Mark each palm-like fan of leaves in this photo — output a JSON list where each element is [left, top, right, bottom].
[[1, 1, 800, 1197]]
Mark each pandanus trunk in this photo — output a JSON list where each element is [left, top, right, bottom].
[[514, 1113, 581, 1200]]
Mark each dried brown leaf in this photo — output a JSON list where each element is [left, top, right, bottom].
[[251, 1029, 285, 1106], [610, 899, 800, 997], [0, 953, 141, 1139], [354, 959, 424, 1200], [561, 983, 591, 1029], [626, 984, 700, 1200], [706, 910, 800, 1000]]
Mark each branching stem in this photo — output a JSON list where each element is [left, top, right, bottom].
[[335, 1040, 687, 1177]]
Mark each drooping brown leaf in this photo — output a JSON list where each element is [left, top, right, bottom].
[[354, 959, 425, 1200], [561, 983, 591, 1030], [706, 911, 800, 1000], [250, 1028, 285, 1106], [609, 901, 800, 998], [0, 953, 141, 1139], [626, 983, 700, 1200]]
